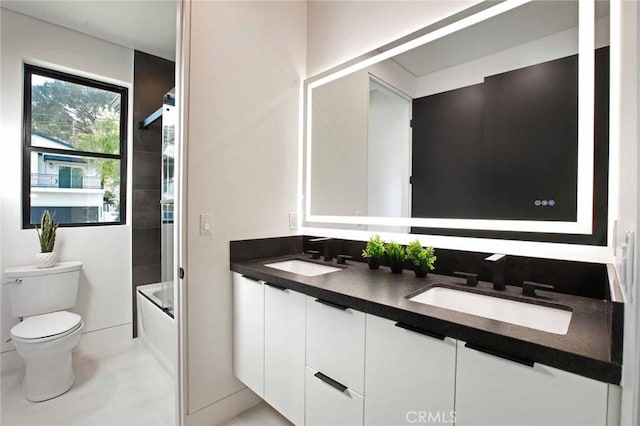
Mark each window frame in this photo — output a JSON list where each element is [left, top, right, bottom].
[[22, 64, 128, 228]]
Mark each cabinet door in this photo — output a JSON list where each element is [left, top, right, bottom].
[[264, 284, 306, 425], [364, 315, 456, 426], [455, 341, 608, 426], [306, 366, 364, 426], [232, 273, 264, 397], [306, 295, 366, 394]]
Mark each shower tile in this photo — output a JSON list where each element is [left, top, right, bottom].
[[133, 264, 162, 287], [132, 228, 161, 267], [134, 125, 163, 153], [132, 151, 161, 190], [133, 189, 162, 229]]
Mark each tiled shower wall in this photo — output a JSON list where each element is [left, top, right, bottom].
[[132, 50, 175, 337]]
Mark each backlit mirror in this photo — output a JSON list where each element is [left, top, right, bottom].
[[305, 0, 610, 238]]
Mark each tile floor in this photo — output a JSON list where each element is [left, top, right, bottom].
[[1, 339, 174, 426], [222, 402, 292, 426]]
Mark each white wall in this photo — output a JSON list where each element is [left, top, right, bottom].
[[0, 10, 134, 363], [369, 59, 417, 99], [184, 0, 306, 422], [415, 16, 610, 97], [616, 1, 640, 424], [307, 0, 481, 76], [309, 58, 415, 218], [311, 70, 369, 216]]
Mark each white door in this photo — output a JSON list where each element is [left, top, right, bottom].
[[367, 78, 411, 233], [264, 283, 305, 425], [455, 340, 608, 426], [232, 273, 264, 397], [364, 315, 456, 426]]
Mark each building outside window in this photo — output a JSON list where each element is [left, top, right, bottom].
[[23, 64, 128, 227]]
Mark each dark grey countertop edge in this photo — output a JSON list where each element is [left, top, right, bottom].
[[231, 261, 622, 385]]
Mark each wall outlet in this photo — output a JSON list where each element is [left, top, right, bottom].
[[200, 213, 213, 236], [289, 212, 298, 230]]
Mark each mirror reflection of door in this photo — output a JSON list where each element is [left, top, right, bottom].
[[367, 78, 411, 233]]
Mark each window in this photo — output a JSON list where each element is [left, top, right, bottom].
[[22, 64, 128, 227]]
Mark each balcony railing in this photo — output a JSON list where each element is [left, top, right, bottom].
[[31, 173, 102, 189]]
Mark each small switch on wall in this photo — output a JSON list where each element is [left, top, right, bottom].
[[289, 212, 298, 230], [200, 213, 213, 236]]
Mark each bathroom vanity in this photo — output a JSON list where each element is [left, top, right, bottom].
[[230, 1, 624, 425], [230, 236, 623, 426]]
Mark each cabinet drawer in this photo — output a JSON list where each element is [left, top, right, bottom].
[[455, 340, 608, 426], [306, 295, 366, 394], [364, 314, 456, 426], [232, 273, 264, 397], [306, 366, 364, 426]]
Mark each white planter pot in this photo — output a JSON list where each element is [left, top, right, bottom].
[[34, 252, 57, 269]]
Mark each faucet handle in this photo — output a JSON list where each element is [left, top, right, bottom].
[[454, 271, 479, 287], [522, 281, 555, 297], [485, 254, 507, 291], [337, 255, 352, 265], [306, 250, 321, 259]]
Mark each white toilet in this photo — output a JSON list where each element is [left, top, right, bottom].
[[4, 261, 83, 402]]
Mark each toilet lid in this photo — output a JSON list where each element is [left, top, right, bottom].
[[11, 311, 82, 340]]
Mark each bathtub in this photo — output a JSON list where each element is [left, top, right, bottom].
[[137, 282, 176, 378]]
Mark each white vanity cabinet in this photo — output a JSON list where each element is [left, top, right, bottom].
[[264, 283, 306, 425], [364, 315, 456, 426], [455, 341, 609, 426], [306, 295, 366, 395], [234, 269, 616, 426], [232, 272, 264, 397], [306, 295, 366, 426], [306, 366, 364, 426]]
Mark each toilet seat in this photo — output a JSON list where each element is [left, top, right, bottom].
[[11, 311, 83, 343]]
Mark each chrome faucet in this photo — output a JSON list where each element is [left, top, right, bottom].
[[309, 237, 333, 262], [485, 254, 506, 290]]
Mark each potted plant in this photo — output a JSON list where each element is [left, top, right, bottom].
[[362, 234, 385, 269], [385, 241, 406, 274], [406, 240, 436, 278], [34, 210, 58, 268]]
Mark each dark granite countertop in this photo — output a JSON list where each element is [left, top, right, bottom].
[[232, 254, 621, 385]]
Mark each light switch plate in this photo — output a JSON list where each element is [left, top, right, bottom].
[[289, 212, 298, 230], [200, 213, 213, 236]]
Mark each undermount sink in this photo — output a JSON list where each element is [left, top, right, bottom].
[[409, 286, 572, 335], [264, 260, 342, 277]]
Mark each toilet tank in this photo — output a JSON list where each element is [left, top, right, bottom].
[[4, 261, 82, 318]]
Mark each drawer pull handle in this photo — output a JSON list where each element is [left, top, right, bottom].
[[395, 322, 446, 340], [314, 371, 348, 393], [315, 298, 349, 311], [465, 342, 534, 367], [265, 282, 287, 291], [241, 275, 262, 283]]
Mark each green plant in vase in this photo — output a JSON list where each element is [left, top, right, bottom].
[[34, 210, 59, 268], [406, 240, 436, 278], [385, 241, 406, 274], [362, 234, 385, 269]]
